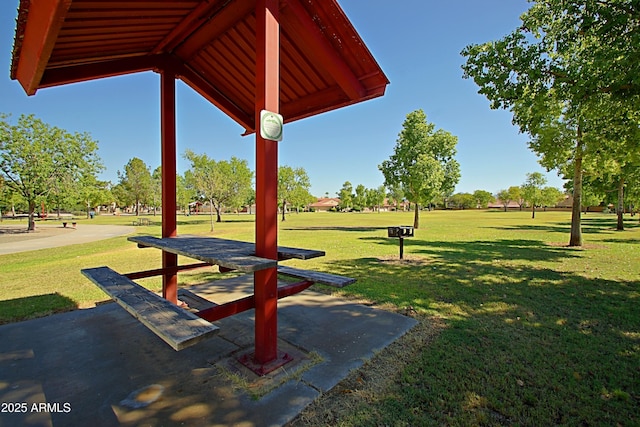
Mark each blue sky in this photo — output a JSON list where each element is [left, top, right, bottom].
[[0, 0, 566, 198]]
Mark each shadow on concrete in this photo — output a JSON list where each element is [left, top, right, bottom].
[[0, 278, 416, 426]]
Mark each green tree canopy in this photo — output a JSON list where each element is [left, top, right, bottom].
[[0, 114, 102, 230], [522, 172, 547, 218], [117, 157, 152, 216], [462, 0, 640, 245], [450, 192, 475, 210], [473, 190, 494, 208], [184, 150, 253, 230], [379, 109, 460, 228], [368, 185, 386, 212], [337, 181, 353, 211], [278, 166, 312, 220]]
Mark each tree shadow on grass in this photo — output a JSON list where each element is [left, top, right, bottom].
[[487, 216, 640, 235], [360, 237, 582, 263], [319, 252, 640, 425], [282, 226, 388, 232], [0, 293, 77, 325]]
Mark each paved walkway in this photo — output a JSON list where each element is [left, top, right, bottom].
[[0, 223, 133, 255]]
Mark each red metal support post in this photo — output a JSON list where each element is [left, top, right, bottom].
[[160, 67, 178, 304], [252, 0, 281, 369]]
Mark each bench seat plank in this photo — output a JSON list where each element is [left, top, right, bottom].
[[82, 266, 219, 351], [277, 245, 325, 260], [277, 265, 356, 288]]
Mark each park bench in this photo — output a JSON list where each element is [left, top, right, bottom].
[[81, 266, 219, 351]]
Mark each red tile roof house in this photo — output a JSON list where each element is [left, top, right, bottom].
[[308, 198, 341, 212]]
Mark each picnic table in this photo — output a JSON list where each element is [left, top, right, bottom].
[[81, 235, 354, 374], [132, 217, 151, 226]]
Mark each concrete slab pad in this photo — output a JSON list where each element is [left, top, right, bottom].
[[0, 279, 417, 426]]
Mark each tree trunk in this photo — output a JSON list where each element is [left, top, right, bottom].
[[532, 205, 536, 219], [281, 200, 286, 221], [28, 200, 36, 231], [616, 178, 624, 231], [569, 126, 584, 247], [413, 203, 420, 229], [209, 200, 215, 232]]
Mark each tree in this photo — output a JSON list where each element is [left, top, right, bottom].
[[278, 166, 311, 221], [184, 150, 253, 230], [511, 186, 526, 211], [522, 172, 547, 219], [496, 189, 512, 212], [77, 176, 111, 218], [386, 184, 404, 211], [337, 181, 353, 211], [473, 190, 494, 208], [118, 157, 152, 216], [540, 186, 564, 211], [0, 175, 4, 220], [379, 109, 460, 229], [461, 1, 640, 246], [150, 167, 162, 216], [353, 184, 367, 211], [176, 174, 195, 215], [369, 185, 386, 212], [0, 114, 102, 230], [450, 192, 475, 209]]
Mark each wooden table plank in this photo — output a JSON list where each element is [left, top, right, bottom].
[[128, 235, 325, 270], [129, 236, 277, 272]]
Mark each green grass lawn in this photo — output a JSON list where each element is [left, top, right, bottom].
[[1, 210, 638, 425]]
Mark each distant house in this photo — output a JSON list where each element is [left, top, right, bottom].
[[382, 198, 409, 212], [487, 199, 522, 210], [309, 197, 340, 212]]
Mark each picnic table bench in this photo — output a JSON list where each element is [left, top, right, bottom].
[[132, 217, 151, 226], [81, 235, 354, 357], [81, 266, 218, 350]]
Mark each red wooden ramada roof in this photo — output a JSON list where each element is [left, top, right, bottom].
[[10, 0, 389, 133]]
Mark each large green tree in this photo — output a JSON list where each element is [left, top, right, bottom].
[[0, 114, 102, 230], [379, 109, 460, 229], [117, 157, 152, 216], [278, 166, 312, 221], [184, 150, 253, 230], [462, 0, 640, 246]]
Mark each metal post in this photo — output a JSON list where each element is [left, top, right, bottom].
[[399, 236, 404, 260], [160, 67, 178, 304]]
